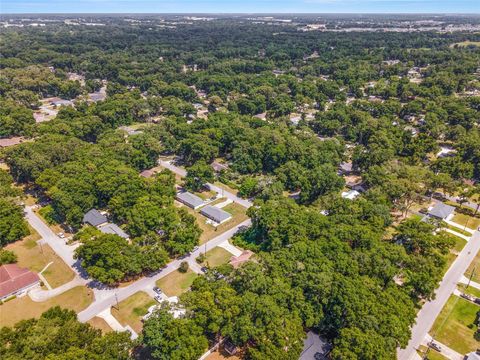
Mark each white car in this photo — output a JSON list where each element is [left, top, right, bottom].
[[57, 232, 65, 239], [154, 295, 163, 302]]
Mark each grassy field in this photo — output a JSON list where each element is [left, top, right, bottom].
[[201, 246, 233, 268], [5, 234, 75, 288], [453, 213, 480, 231], [417, 346, 449, 360], [451, 41, 480, 48], [111, 291, 156, 334], [465, 250, 480, 284], [457, 284, 480, 299], [430, 295, 479, 354], [0, 286, 93, 327], [87, 316, 112, 334], [181, 202, 249, 244], [156, 269, 198, 297]]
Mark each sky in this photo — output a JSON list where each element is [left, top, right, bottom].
[[1, 0, 479, 14]]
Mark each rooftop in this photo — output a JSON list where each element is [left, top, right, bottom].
[[229, 250, 254, 269], [98, 222, 129, 239], [200, 205, 232, 224], [428, 202, 456, 219], [0, 264, 39, 299], [83, 209, 108, 227], [176, 191, 204, 209]]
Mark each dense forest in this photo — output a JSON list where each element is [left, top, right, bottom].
[[1, 15, 479, 359]]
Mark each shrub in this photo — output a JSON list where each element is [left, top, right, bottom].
[[179, 261, 189, 273]]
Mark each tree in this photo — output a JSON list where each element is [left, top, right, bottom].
[[185, 161, 214, 192], [0, 199, 29, 246], [0, 248, 17, 265], [142, 304, 208, 360]]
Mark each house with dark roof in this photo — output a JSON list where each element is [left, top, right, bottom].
[[176, 191, 204, 210], [0, 264, 40, 300], [200, 205, 232, 224], [428, 202, 456, 221], [83, 209, 108, 227]]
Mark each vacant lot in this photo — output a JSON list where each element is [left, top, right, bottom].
[[1, 286, 93, 327], [465, 250, 480, 284], [453, 213, 480, 231], [87, 316, 112, 334], [5, 233, 75, 288], [111, 291, 156, 334], [430, 295, 479, 354], [201, 246, 233, 268], [156, 269, 198, 297]]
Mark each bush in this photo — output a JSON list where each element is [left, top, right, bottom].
[[38, 205, 59, 225], [0, 248, 18, 265], [179, 261, 189, 273], [196, 253, 206, 263]]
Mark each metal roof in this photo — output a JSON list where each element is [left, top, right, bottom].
[[428, 202, 455, 219], [200, 205, 232, 223], [83, 209, 107, 227], [176, 191, 204, 209], [98, 223, 129, 239]]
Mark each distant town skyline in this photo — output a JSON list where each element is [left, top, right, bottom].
[[2, 0, 479, 14]]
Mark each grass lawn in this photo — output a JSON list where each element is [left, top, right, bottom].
[[442, 222, 472, 237], [451, 235, 467, 254], [465, 250, 480, 284], [1, 286, 93, 327], [201, 246, 233, 268], [5, 234, 75, 288], [213, 181, 239, 194], [87, 316, 112, 333], [417, 346, 449, 360], [452, 213, 480, 231], [458, 284, 480, 299], [194, 189, 217, 200], [111, 291, 156, 334], [182, 202, 249, 244], [430, 295, 479, 354], [156, 269, 198, 297]]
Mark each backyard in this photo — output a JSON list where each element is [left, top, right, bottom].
[[430, 295, 479, 354], [156, 269, 198, 297], [5, 230, 75, 288], [1, 286, 94, 327], [111, 291, 156, 334]]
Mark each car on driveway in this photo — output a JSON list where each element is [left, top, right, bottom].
[[428, 341, 441, 352], [153, 287, 162, 295], [154, 295, 163, 302]]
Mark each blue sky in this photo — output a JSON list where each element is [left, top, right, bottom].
[[1, 0, 479, 14]]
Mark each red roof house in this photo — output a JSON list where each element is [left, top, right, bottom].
[[0, 264, 40, 300]]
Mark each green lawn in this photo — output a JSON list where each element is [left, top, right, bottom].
[[442, 222, 472, 237], [453, 213, 480, 231], [465, 250, 480, 284], [430, 295, 479, 354], [458, 284, 480, 299], [156, 269, 198, 297], [111, 291, 156, 334], [201, 246, 233, 268], [417, 346, 449, 360]]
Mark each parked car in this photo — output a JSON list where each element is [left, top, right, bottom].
[[57, 232, 65, 239], [153, 287, 162, 295], [461, 293, 473, 301], [474, 298, 480, 305], [428, 341, 441, 352], [154, 295, 162, 302], [201, 266, 208, 273]]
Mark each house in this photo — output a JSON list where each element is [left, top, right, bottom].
[[140, 169, 155, 178], [299, 331, 332, 360], [211, 161, 229, 173], [0, 264, 40, 300], [83, 209, 108, 227], [229, 250, 254, 269], [341, 190, 360, 200], [253, 112, 267, 121], [223, 340, 238, 355], [338, 161, 353, 175], [97, 223, 129, 239], [176, 191, 204, 210], [200, 205, 232, 224], [428, 202, 455, 221]]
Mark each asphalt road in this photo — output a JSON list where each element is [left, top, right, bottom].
[[397, 230, 480, 360], [77, 218, 251, 322]]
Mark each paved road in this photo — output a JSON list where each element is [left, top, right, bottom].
[[398, 230, 480, 360], [158, 159, 253, 208], [77, 218, 251, 322]]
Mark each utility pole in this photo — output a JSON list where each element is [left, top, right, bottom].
[[466, 266, 476, 289], [115, 293, 120, 310]]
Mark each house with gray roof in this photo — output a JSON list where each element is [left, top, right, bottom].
[[176, 191, 204, 210], [428, 202, 455, 220], [200, 205, 232, 224], [83, 209, 108, 227], [98, 223, 129, 239]]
